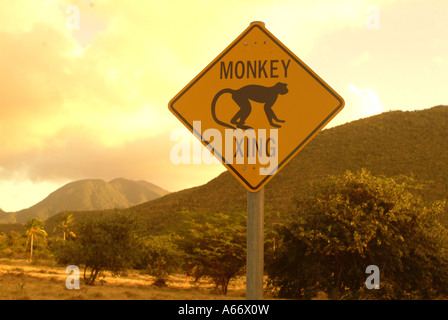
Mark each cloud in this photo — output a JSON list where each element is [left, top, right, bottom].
[[351, 51, 372, 66], [0, 179, 64, 212], [0, 0, 402, 162], [327, 84, 385, 128], [0, 2, 179, 151], [348, 84, 383, 116], [433, 56, 448, 68], [0, 1, 234, 210], [0, 126, 224, 202]]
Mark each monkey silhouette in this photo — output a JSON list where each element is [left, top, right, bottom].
[[211, 82, 288, 130]]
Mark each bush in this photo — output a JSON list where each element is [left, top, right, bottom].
[[179, 211, 246, 294], [53, 213, 140, 285], [140, 234, 184, 286], [266, 170, 448, 299], [1, 247, 13, 258]]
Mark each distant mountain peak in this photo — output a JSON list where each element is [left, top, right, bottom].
[[0, 178, 170, 224], [108, 177, 130, 183]]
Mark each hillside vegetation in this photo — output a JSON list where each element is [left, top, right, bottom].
[[43, 105, 448, 233]]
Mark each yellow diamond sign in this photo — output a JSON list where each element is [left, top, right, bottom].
[[169, 22, 344, 192]]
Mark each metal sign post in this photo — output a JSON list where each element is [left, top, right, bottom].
[[246, 187, 264, 300]]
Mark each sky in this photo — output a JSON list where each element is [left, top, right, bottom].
[[0, 0, 447, 212]]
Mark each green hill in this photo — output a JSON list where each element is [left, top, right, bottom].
[[44, 105, 448, 235], [0, 178, 170, 224], [108, 178, 170, 205], [0, 209, 15, 225]]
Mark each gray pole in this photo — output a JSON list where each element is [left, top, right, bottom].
[[246, 187, 265, 300]]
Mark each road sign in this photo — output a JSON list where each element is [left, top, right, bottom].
[[169, 21, 344, 192]]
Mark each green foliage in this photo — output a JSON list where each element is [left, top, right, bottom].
[[178, 211, 246, 294], [266, 170, 448, 299], [138, 234, 184, 286], [0, 231, 25, 257], [53, 213, 140, 285]]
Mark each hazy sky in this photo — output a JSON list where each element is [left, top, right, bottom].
[[0, 0, 447, 211]]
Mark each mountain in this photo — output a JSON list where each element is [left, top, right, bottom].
[[108, 178, 169, 205], [44, 105, 448, 234], [0, 178, 170, 224], [0, 209, 15, 225]]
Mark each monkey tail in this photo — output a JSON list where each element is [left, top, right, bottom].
[[211, 88, 236, 129]]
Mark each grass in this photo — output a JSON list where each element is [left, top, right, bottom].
[[0, 258, 272, 300]]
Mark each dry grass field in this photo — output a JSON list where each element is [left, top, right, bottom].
[[0, 259, 274, 300]]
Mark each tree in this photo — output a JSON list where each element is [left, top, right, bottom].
[[56, 213, 139, 285], [179, 211, 246, 294], [25, 218, 47, 262], [54, 212, 76, 241], [140, 234, 184, 286], [266, 170, 448, 299]]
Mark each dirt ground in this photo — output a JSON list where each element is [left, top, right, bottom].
[[0, 259, 270, 300]]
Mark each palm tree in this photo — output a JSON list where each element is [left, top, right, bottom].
[[25, 217, 47, 262], [55, 212, 76, 241]]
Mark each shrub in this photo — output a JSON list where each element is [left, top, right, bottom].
[[53, 213, 140, 285], [179, 211, 246, 294], [140, 234, 184, 286], [266, 170, 448, 299]]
